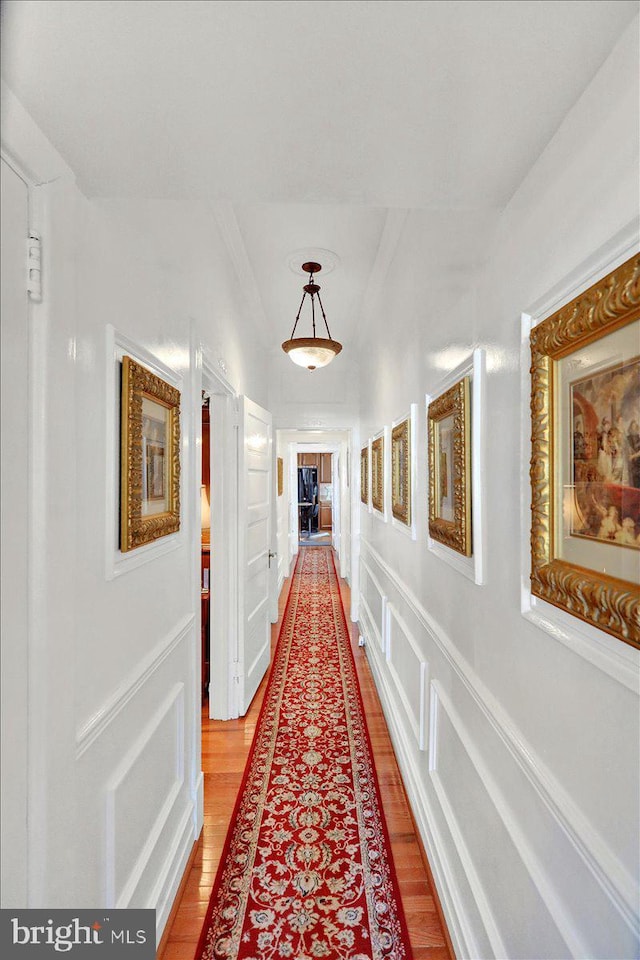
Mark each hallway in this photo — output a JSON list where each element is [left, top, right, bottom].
[[1, 4, 639, 958], [160, 550, 452, 960]]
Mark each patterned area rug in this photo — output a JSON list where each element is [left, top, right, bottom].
[[196, 547, 412, 960]]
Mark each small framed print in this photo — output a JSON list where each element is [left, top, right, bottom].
[[391, 418, 411, 525], [371, 434, 385, 514], [428, 377, 471, 556], [277, 457, 284, 497], [361, 445, 369, 506], [120, 355, 181, 552], [530, 254, 640, 647]]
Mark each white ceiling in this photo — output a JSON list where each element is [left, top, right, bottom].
[[233, 203, 388, 347], [1, 0, 637, 350]]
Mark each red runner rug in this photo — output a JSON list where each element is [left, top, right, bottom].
[[196, 547, 413, 960]]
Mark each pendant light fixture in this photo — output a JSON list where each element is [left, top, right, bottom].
[[281, 262, 342, 371]]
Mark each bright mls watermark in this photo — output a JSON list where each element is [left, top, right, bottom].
[[0, 910, 155, 958]]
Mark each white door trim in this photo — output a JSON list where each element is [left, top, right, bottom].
[[238, 396, 273, 716], [201, 355, 238, 721]]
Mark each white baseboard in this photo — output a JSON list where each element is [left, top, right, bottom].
[[152, 803, 197, 944], [195, 770, 204, 836]]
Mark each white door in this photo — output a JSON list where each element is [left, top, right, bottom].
[[1, 158, 30, 906], [237, 396, 273, 715]]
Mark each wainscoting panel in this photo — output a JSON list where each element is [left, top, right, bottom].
[[358, 540, 639, 959], [363, 627, 492, 960], [75, 615, 199, 929], [360, 556, 387, 653], [76, 614, 194, 758], [431, 683, 579, 959], [106, 684, 184, 907], [386, 603, 427, 750]]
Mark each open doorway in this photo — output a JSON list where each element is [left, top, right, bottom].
[[275, 431, 351, 586], [297, 452, 333, 546], [200, 359, 275, 721], [200, 395, 211, 704]]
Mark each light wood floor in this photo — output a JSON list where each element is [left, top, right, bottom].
[[158, 551, 454, 960]]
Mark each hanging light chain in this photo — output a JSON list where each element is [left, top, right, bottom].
[[311, 281, 317, 337], [289, 290, 308, 339], [288, 266, 333, 340], [315, 290, 332, 339]]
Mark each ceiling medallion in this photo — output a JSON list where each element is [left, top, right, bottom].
[[281, 262, 343, 371], [286, 248, 340, 276]]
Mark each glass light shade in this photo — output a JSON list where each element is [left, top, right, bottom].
[[282, 337, 342, 371], [200, 484, 211, 539]]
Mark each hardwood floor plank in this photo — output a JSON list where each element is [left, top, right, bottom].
[[161, 942, 202, 960]]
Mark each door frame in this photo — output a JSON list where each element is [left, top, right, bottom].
[[1, 153, 30, 907], [293, 451, 340, 548], [1, 96, 79, 906], [286, 437, 350, 580], [200, 355, 238, 720]]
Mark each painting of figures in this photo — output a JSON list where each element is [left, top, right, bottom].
[[570, 356, 640, 549]]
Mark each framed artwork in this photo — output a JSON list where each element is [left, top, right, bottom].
[[428, 377, 471, 556], [361, 445, 369, 505], [277, 457, 284, 497], [530, 254, 640, 647], [371, 435, 384, 513], [391, 417, 411, 525], [120, 355, 181, 552]]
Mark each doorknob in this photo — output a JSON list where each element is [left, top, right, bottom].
[[268, 550, 277, 568]]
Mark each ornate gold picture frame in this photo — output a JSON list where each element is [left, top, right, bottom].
[[530, 255, 640, 647], [371, 435, 384, 513], [120, 355, 181, 552], [392, 418, 411, 525], [277, 457, 284, 497], [361, 445, 369, 505], [428, 377, 471, 556]]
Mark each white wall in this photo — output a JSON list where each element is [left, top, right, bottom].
[[0, 88, 269, 937], [357, 20, 640, 960]]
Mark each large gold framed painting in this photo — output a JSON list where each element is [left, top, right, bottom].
[[529, 255, 640, 647], [120, 355, 181, 552]]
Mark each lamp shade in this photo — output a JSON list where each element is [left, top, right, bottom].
[[281, 337, 342, 371], [201, 484, 210, 543]]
